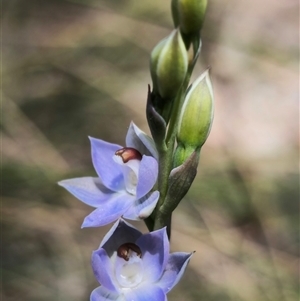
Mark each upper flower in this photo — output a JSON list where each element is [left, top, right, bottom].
[[58, 122, 160, 228], [91, 219, 193, 301]]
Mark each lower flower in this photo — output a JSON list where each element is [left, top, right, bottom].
[[90, 219, 193, 301]]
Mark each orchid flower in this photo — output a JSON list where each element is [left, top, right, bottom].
[[91, 219, 193, 301], [59, 122, 159, 228]]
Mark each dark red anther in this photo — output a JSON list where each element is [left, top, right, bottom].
[[117, 243, 142, 261], [115, 147, 142, 163]]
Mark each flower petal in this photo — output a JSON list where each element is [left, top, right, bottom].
[[91, 287, 125, 301], [90, 137, 124, 192], [91, 249, 119, 292], [157, 252, 193, 293], [101, 219, 142, 257], [124, 284, 166, 301], [123, 191, 159, 220], [136, 228, 169, 282], [81, 193, 134, 228], [126, 122, 158, 160], [136, 155, 158, 199], [58, 177, 114, 207]]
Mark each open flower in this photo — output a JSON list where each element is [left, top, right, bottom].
[[91, 219, 193, 301], [58, 122, 159, 228]]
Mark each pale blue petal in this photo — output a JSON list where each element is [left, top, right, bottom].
[[136, 228, 169, 282], [58, 177, 113, 207], [157, 252, 193, 293], [100, 219, 142, 257], [91, 249, 119, 292], [90, 287, 125, 301], [81, 193, 134, 228], [136, 155, 158, 199], [124, 284, 166, 301], [126, 122, 158, 160], [90, 137, 124, 192], [123, 191, 159, 220]]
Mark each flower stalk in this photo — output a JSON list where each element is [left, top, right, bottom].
[[151, 34, 203, 236], [59, 0, 214, 299]]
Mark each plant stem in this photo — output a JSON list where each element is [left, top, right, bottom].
[[153, 36, 201, 236]]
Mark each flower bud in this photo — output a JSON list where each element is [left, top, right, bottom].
[[150, 30, 188, 99], [174, 69, 213, 166], [150, 37, 167, 94], [172, 0, 207, 35]]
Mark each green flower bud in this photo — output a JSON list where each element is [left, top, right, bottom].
[[174, 69, 213, 166], [150, 37, 168, 94], [150, 30, 188, 99], [172, 0, 208, 35], [173, 144, 196, 168]]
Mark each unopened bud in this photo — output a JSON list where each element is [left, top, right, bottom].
[[150, 30, 188, 99], [172, 0, 207, 35], [174, 69, 213, 166], [150, 37, 168, 94]]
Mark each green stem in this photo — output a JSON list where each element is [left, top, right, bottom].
[[154, 141, 174, 219], [152, 35, 201, 236]]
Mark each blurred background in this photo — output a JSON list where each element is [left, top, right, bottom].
[[2, 0, 299, 300]]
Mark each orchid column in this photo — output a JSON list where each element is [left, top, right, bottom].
[[59, 0, 214, 300]]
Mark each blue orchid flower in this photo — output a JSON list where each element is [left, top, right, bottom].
[[91, 219, 193, 301], [59, 122, 159, 228]]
